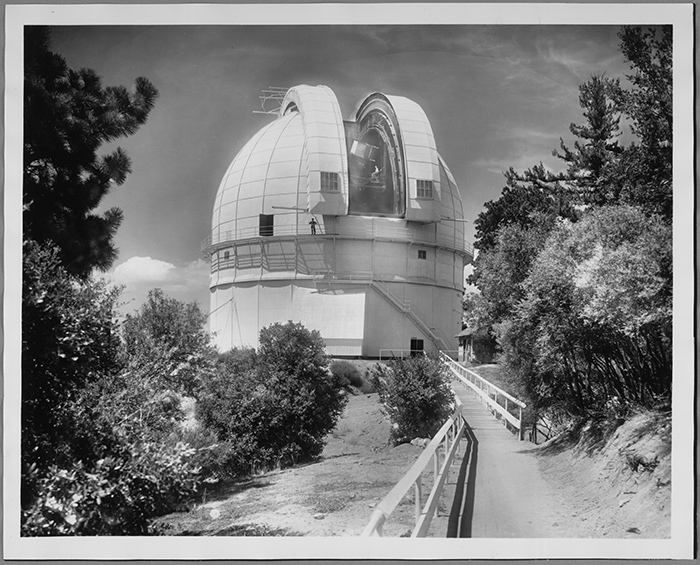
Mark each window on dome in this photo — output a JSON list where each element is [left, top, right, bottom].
[[417, 180, 434, 199], [321, 171, 339, 191], [410, 338, 424, 356], [259, 214, 274, 237], [418, 249, 427, 260]]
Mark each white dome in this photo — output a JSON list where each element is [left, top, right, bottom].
[[204, 85, 472, 357]]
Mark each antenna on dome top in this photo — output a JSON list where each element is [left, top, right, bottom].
[[253, 87, 288, 115]]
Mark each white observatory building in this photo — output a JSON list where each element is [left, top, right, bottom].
[[203, 85, 473, 358]]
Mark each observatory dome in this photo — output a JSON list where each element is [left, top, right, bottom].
[[204, 85, 473, 357]]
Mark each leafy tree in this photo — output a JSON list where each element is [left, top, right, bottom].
[[121, 289, 214, 395], [471, 169, 578, 255], [24, 26, 158, 277], [461, 291, 491, 330], [22, 281, 207, 535], [21, 260, 206, 535], [472, 218, 558, 324], [370, 355, 453, 445], [499, 206, 671, 418]]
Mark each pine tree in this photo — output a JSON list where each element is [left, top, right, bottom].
[[553, 74, 623, 206], [23, 27, 158, 277], [612, 26, 673, 220]]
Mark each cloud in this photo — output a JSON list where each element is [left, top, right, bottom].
[[104, 256, 211, 314], [164, 259, 211, 293], [112, 256, 176, 285]]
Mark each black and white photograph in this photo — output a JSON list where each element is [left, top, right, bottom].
[[3, 2, 695, 560]]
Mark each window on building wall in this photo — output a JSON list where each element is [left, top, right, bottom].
[[259, 214, 274, 236], [224, 251, 230, 261], [416, 179, 434, 199], [321, 171, 339, 192], [418, 249, 427, 260]]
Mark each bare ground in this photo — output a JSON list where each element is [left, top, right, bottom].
[[155, 391, 432, 537], [156, 379, 671, 538]]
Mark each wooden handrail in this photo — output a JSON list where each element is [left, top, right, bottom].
[[361, 400, 465, 537], [440, 352, 527, 440], [440, 353, 526, 408]]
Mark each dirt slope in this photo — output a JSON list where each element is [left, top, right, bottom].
[[536, 410, 672, 538], [156, 392, 432, 536]]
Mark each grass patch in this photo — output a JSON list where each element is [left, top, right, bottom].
[[309, 494, 348, 514]]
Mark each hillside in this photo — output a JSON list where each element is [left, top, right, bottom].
[[155, 391, 430, 536], [156, 383, 671, 538], [536, 409, 672, 538]]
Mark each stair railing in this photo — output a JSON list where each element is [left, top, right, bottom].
[[370, 280, 447, 351]]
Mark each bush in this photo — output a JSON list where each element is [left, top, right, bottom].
[[21, 274, 216, 536], [370, 355, 454, 445], [330, 360, 364, 388], [121, 289, 215, 396], [22, 241, 123, 477], [197, 323, 348, 478], [21, 441, 200, 536], [472, 327, 498, 364]]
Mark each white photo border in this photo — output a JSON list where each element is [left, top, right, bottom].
[[4, 2, 695, 560]]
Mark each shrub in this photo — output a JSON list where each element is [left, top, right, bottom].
[[121, 289, 215, 396], [22, 241, 123, 476], [370, 355, 454, 445], [21, 274, 217, 535], [330, 360, 364, 388], [21, 441, 200, 536], [22, 339, 210, 536], [197, 323, 348, 478]]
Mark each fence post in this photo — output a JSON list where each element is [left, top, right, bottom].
[[518, 406, 523, 441], [433, 452, 439, 486], [414, 476, 422, 523]]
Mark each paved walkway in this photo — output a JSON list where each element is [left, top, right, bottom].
[[449, 383, 566, 538]]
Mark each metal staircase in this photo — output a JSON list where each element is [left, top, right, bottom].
[[312, 269, 449, 352], [370, 279, 448, 351]]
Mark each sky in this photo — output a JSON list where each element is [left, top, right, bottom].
[[46, 22, 632, 314]]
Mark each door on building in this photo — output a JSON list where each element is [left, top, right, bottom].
[[410, 338, 424, 357], [259, 213, 274, 236]]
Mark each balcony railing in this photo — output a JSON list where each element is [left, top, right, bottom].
[[202, 223, 474, 257]]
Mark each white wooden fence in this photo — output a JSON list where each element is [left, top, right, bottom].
[[361, 399, 465, 537], [439, 352, 527, 441]]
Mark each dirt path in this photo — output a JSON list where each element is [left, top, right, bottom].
[[452, 390, 568, 537]]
